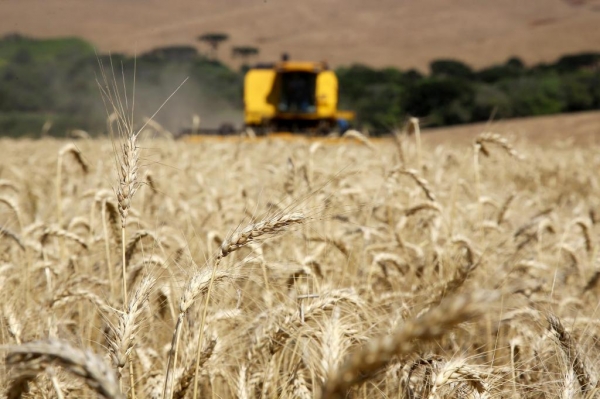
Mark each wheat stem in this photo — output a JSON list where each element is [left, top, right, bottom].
[[101, 201, 114, 298], [55, 154, 67, 263], [165, 266, 229, 399], [411, 117, 422, 170], [122, 228, 128, 306], [191, 256, 223, 399]]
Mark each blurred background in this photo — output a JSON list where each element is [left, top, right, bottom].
[[1, 0, 600, 136]]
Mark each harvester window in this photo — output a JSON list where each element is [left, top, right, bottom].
[[279, 72, 316, 113]]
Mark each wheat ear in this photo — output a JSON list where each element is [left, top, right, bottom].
[[173, 338, 217, 399], [574, 219, 592, 254], [108, 276, 155, 375], [125, 229, 159, 265], [219, 212, 306, 258], [0, 178, 19, 194], [250, 290, 362, 361], [116, 130, 141, 307], [429, 359, 489, 397], [322, 290, 496, 398], [56, 143, 89, 229], [392, 168, 436, 202], [342, 129, 375, 150], [473, 142, 484, 226], [476, 132, 524, 160], [547, 314, 594, 395], [4, 339, 123, 399], [497, 194, 515, 225], [0, 195, 23, 232], [0, 226, 25, 251]]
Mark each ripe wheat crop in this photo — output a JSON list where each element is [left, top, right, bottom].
[[1, 117, 599, 398]]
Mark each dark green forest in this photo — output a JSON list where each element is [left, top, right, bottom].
[[1, 34, 599, 136]]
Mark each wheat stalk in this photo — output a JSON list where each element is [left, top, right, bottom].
[[392, 128, 405, 166], [406, 117, 422, 170], [186, 211, 307, 397], [97, 59, 147, 398], [283, 157, 296, 195], [163, 267, 230, 399], [100, 197, 117, 297]]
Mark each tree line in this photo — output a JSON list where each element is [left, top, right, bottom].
[[0, 34, 244, 136], [0, 34, 598, 136], [338, 55, 600, 132]]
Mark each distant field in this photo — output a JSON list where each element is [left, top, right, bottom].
[[423, 110, 600, 146], [2, 0, 600, 70]]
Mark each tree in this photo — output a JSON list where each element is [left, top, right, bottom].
[[477, 58, 524, 83], [232, 46, 259, 69], [555, 52, 600, 73], [506, 57, 525, 69], [559, 73, 595, 111], [197, 33, 229, 60], [404, 78, 475, 126], [500, 75, 564, 116], [472, 84, 513, 120], [142, 45, 198, 62], [430, 59, 473, 79]]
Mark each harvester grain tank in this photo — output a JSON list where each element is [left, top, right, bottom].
[[244, 57, 354, 134]]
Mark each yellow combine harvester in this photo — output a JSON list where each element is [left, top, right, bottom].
[[244, 58, 355, 135]]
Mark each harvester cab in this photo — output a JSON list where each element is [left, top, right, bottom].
[[244, 57, 354, 135]]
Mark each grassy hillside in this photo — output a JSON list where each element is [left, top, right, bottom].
[[1, 0, 600, 70], [0, 35, 94, 64]]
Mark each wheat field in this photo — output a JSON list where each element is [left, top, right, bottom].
[[0, 121, 599, 398]]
